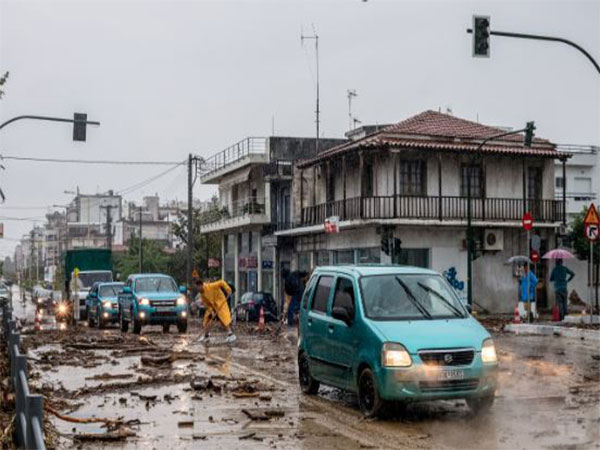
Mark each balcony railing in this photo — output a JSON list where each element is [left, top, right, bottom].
[[201, 137, 267, 176], [263, 160, 293, 179], [300, 195, 563, 226], [200, 197, 266, 225]]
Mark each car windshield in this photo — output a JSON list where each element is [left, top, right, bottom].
[[99, 285, 123, 297], [360, 274, 467, 320], [77, 272, 112, 289], [0, 288, 8, 296], [135, 276, 177, 293]]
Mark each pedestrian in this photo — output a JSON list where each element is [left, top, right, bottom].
[[283, 270, 309, 327], [520, 265, 538, 321], [550, 259, 575, 321], [196, 278, 237, 344]]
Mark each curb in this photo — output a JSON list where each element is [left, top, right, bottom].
[[504, 323, 600, 341]]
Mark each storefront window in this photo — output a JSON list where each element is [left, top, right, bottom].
[[334, 250, 355, 265], [298, 253, 311, 272], [262, 272, 273, 295], [316, 251, 330, 266], [398, 249, 429, 268], [358, 248, 380, 264]]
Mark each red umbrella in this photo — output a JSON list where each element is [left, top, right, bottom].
[[542, 248, 575, 260]]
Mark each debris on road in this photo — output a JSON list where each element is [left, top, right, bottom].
[[177, 421, 194, 428], [73, 428, 136, 442]]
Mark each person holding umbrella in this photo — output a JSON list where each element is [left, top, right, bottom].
[[550, 258, 575, 321]]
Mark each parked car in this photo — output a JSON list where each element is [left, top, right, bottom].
[[297, 265, 499, 418], [87, 282, 125, 329], [34, 288, 53, 312], [118, 274, 188, 334], [234, 292, 278, 322], [0, 283, 11, 305]]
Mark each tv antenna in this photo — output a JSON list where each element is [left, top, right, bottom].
[[301, 26, 320, 152], [347, 89, 358, 130]]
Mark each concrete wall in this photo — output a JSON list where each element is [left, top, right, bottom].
[[269, 137, 346, 162]]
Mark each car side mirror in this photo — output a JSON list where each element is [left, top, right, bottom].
[[332, 306, 353, 326], [179, 286, 187, 294], [122, 286, 132, 294], [90, 292, 97, 299]]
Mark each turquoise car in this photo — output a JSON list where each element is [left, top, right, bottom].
[[118, 274, 188, 334], [86, 282, 124, 329], [298, 265, 499, 417]]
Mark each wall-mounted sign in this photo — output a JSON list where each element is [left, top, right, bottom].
[[325, 216, 340, 234], [208, 258, 221, 268], [247, 256, 258, 269], [262, 260, 274, 269]]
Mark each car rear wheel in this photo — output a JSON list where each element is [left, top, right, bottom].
[[177, 321, 187, 334], [466, 393, 495, 414], [119, 308, 129, 332], [358, 368, 385, 418], [298, 353, 320, 395]]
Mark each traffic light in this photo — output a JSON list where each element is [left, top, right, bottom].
[[524, 121, 536, 148], [472, 16, 490, 57], [73, 112, 87, 142], [381, 236, 390, 256]]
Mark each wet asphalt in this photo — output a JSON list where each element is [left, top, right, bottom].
[[8, 286, 600, 450]]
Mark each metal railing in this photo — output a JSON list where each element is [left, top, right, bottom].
[[263, 160, 293, 178], [1, 301, 46, 450], [200, 197, 267, 225], [301, 195, 563, 226], [201, 137, 267, 176]]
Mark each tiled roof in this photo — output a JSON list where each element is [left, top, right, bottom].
[[298, 110, 563, 168]]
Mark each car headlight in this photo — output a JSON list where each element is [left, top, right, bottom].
[[139, 298, 150, 306], [102, 301, 112, 309], [176, 296, 186, 306], [58, 304, 67, 313], [381, 343, 412, 367], [481, 338, 497, 363]]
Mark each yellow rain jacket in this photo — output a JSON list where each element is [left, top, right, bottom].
[[201, 280, 232, 328]]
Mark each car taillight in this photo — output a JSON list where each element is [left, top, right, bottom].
[[248, 301, 255, 307]]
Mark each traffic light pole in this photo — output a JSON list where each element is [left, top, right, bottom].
[[467, 28, 600, 75], [0, 115, 100, 131]]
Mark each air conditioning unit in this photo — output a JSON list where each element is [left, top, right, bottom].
[[484, 229, 504, 252]]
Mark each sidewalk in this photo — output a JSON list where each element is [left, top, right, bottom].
[[504, 320, 600, 341]]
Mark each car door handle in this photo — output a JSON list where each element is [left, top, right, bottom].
[[328, 325, 334, 333], [307, 318, 312, 326]]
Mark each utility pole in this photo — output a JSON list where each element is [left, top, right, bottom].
[[138, 206, 143, 273], [187, 154, 194, 288], [100, 205, 113, 250], [301, 28, 320, 152]]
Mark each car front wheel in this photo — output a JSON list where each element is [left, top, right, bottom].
[[132, 309, 142, 334], [358, 368, 385, 418], [298, 352, 320, 395], [466, 393, 495, 414], [177, 321, 187, 334]]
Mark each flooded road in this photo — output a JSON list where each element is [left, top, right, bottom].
[[9, 292, 600, 450]]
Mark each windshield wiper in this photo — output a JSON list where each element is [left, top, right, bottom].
[[395, 277, 432, 320], [417, 282, 464, 318]]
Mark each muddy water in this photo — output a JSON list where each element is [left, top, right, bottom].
[[21, 317, 600, 450]]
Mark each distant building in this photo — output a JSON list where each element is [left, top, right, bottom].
[[66, 192, 123, 250], [555, 145, 599, 223]]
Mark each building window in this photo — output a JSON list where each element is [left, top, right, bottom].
[[399, 160, 426, 196], [398, 249, 429, 268], [460, 164, 484, 198], [315, 251, 330, 267], [555, 177, 564, 189], [334, 250, 355, 265], [362, 160, 374, 197], [298, 253, 311, 272], [358, 248, 381, 264], [527, 167, 543, 200]]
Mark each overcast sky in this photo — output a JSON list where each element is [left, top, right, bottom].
[[0, 0, 599, 259]]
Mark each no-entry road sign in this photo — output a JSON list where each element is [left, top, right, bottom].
[[522, 212, 534, 231]]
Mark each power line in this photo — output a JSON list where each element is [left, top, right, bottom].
[[117, 162, 185, 196], [1, 155, 183, 165]]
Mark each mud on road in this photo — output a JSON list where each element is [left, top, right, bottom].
[[18, 318, 600, 450]]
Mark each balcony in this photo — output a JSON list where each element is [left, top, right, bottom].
[[199, 198, 269, 233], [200, 137, 268, 184], [298, 195, 564, 227], [262, 160, 293, 180]]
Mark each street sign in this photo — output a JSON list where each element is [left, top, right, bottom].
[[530, 250, 540, 263], [522, 212, 534, 231], [324, 216, 340, 234], [191, 269, 200, 279], [586, 224, 599, 241]]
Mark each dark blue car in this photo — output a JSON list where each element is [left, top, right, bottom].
[[87, 282, 124, 329], [234, 292, 278, 322]]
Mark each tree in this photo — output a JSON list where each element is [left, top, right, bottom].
[[569, 207, 599, 306], [113, 237, 170, 281]]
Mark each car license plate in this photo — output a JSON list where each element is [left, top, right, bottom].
[[437, 369, 464, 380], [155, 307, 172, 312]]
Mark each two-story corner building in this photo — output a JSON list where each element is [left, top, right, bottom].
[[276, 110, 568, 313], [199, 136, 346, 305]]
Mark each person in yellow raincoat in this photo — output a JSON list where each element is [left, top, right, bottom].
[[196, 278, 236, 344]]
